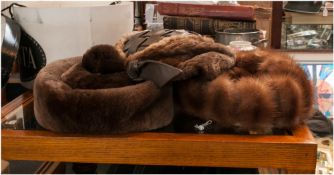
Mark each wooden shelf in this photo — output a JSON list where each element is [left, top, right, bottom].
[[2, 126, 316, 173], [1, 92, 318, 173]]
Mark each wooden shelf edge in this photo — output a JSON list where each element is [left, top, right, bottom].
[[1, 128, 316, 145], [292, 124, 316, 141], [2, 128, 317, 170]]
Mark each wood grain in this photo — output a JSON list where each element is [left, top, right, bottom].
[[2, 127, 317, 172], [292, 124, 315, 141], [1, 93, 317, 173]]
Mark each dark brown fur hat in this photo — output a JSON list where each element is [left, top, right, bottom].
[[174, 50, 313, 133], [34, 30, 313, 134], [82, 44, 125, 74], [34, 56, 175, 134]]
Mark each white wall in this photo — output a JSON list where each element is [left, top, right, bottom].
[[1, 1, 134, 63]]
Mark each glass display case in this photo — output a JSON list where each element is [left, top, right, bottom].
[[281, 24, 333, 50], [271, 1, 333, 51]]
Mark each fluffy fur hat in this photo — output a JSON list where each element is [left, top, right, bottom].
[[33, 30, 235, 134], [34, 29, 313, 134]]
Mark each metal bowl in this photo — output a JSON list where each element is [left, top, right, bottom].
[[215, 29, 262, 45]]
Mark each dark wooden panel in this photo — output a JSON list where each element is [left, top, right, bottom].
[[271, 1, 283, 49]]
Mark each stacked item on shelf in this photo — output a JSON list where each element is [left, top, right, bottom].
[[157, 2, 257, 37]]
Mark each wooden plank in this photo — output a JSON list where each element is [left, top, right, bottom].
[[1, 91, 317, 172], [1, 91, 33, 119], [271, 1, 283, 49], [2, 128, 317, 170], [292, 124, 315, 141]]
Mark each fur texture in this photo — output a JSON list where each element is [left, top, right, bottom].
[[34, 57, 174, 134], [173, 50, 313, 132], [116, 33, 313, 132], [119, 34, 236, 81], [82, 44, 125, 74], [34, 31, 313, 134]]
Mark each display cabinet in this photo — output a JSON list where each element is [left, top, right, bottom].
[[271, 1, 333, 52], [282, 24, 333, 50]]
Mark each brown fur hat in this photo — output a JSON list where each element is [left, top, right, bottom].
[[34, 56, 174, 134], [173, 50, 313, 133], [116, 30, 313, 133], [33, 30, 235, 134], [34, 29, 313, 134]]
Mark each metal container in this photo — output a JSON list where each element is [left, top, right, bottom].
[[215, 29, 264, 45]]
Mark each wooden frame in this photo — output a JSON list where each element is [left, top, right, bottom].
[[1, 93, 317, 174], [271, 1, 283, 49]]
